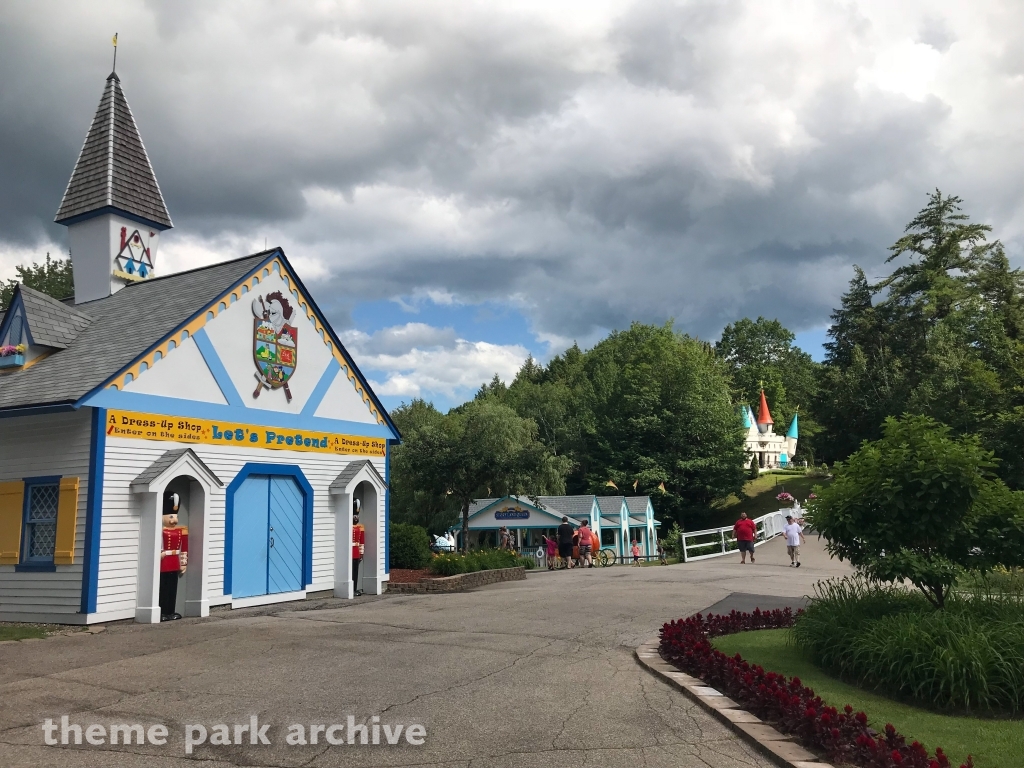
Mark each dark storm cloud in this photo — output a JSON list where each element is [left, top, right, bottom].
[[2, 0, 1023, 350]]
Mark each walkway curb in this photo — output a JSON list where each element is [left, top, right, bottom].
[[634, 639, 833, 768]]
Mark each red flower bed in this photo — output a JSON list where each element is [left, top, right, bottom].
[[659, 609, 972, 768]]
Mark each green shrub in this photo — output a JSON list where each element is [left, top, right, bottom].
[[428, 549, 520, 576], [516, 555, 536, 570], [388, 523, 432, 569], [813, 415, 1024, 608], [429, 553, 466, 576], [793, 576, 1024, 713], [665, 522, 685, 559]]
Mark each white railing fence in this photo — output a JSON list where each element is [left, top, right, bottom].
[[679, 510, 789, 563]]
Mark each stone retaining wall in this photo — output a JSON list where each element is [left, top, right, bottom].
[[387, 566, 526, 594]]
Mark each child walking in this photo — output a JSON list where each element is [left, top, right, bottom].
[[631, 540, 641, 566]]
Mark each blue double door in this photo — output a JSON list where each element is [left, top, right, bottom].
[[232, 475, 304, 598]]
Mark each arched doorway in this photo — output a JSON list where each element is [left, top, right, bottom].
[[329, 460, 387, 598], [231, 475, 305, 598], [131, 449, 222, 623], [224, 464, 313, 605], [353, 479, 378, 595]]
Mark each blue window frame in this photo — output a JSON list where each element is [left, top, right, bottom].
[[21, 476, 61, 566], [8, 313, 23, 345]]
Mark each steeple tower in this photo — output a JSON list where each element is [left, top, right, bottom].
[[756, 389, 774, 434], [55, 70, 172, 304]]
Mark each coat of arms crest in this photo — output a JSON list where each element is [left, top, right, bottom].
[[251, 292, 298, 402]]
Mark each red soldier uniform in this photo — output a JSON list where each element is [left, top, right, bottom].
[[161, 526, 189, 572], [352, 522, 365, 560], [352, 521, 365, 596]]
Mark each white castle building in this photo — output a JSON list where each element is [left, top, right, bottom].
[[741, 390, 798, 470]]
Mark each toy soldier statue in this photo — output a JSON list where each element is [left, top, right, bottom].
[[352, 499, 365, 597], [159, 492, 188, 621]]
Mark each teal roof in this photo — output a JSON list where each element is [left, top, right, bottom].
[[741, 405, 752, 428], [787, 412, 799, 438]]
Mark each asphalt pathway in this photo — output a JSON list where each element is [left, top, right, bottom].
[[0, 536, 851, 768]]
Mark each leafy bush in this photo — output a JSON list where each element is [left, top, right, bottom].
[[665, 522, 686, 559], [428, 549, 520, 576], [660, 609, 972, 768], [429, 553, 467, 576], [793, 577, 1024, 714], [813, 415, 1024, 608], [389, 523, 432, 569], [516, 555, 536, 570]]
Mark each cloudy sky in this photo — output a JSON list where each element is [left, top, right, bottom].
[[2, 1, 1023, 411]]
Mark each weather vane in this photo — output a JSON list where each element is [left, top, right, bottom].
[[112, 33, 118, 72]]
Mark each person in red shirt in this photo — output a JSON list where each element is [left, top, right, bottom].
[[733, 512, 757, 564], [352, 500, 366, 596]]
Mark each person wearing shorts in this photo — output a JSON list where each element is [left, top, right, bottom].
[[577, 520, 593, 567], [733, 512, 757, 564], [556, 516, 575, 569], [784, 515, 805, 567], [631, 540, 641, 565]]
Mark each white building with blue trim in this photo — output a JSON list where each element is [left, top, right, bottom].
[[742, 390, 799, 471], [0, 70, 399, 624], [455, 494, 659, 560]]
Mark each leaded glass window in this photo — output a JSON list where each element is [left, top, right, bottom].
[[24, 483, 59, 562]]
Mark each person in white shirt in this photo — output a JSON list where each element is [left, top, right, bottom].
[[783, 515, 805, 568]]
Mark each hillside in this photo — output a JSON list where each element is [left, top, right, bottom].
[[702, 472, 830, 529]]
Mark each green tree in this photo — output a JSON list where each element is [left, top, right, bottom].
[[812, 415, 1024, 608], [0, 253, 74, 309], [715, 316, 820, 461], [582, 322, 747, 526], [816, 191, 1024, 489], [400, 399, 569, 551], [388, 399, 451, 532]]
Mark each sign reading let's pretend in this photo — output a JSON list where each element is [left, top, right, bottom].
[[105, 409, 386, 457]]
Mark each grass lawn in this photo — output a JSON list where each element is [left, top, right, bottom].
[[703, 473, 830, 529], [0, 625, 49, 641], [713, 629, 1022, 768]]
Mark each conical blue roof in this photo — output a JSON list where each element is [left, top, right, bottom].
[[787, 412, 799, 438]]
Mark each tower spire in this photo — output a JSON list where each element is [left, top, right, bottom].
[[55, 69, 172, 303], [756, 389, 773, 425]]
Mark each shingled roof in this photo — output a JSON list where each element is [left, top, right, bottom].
[[465, 495, 597, 522], [330, 460, 387, 492], [17, 285, 94, 349], [131, 448, 222, 489], [624, 497, 651, 516], [0, 251, 271, 412], [54, 72, 172, 229]]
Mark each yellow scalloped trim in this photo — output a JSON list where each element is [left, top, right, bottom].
[[108, 257, 386, 425]]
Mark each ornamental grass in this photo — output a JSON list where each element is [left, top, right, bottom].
[[793, 577, 1024, 714]]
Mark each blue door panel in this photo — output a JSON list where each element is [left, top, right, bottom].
[[268, 477, 303, 594], [232, 476, 270, 598]]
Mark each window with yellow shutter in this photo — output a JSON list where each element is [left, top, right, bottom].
[[0, 476, 80, 569], [0, 481, 25, 565], [21, 478, 61, 567]]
